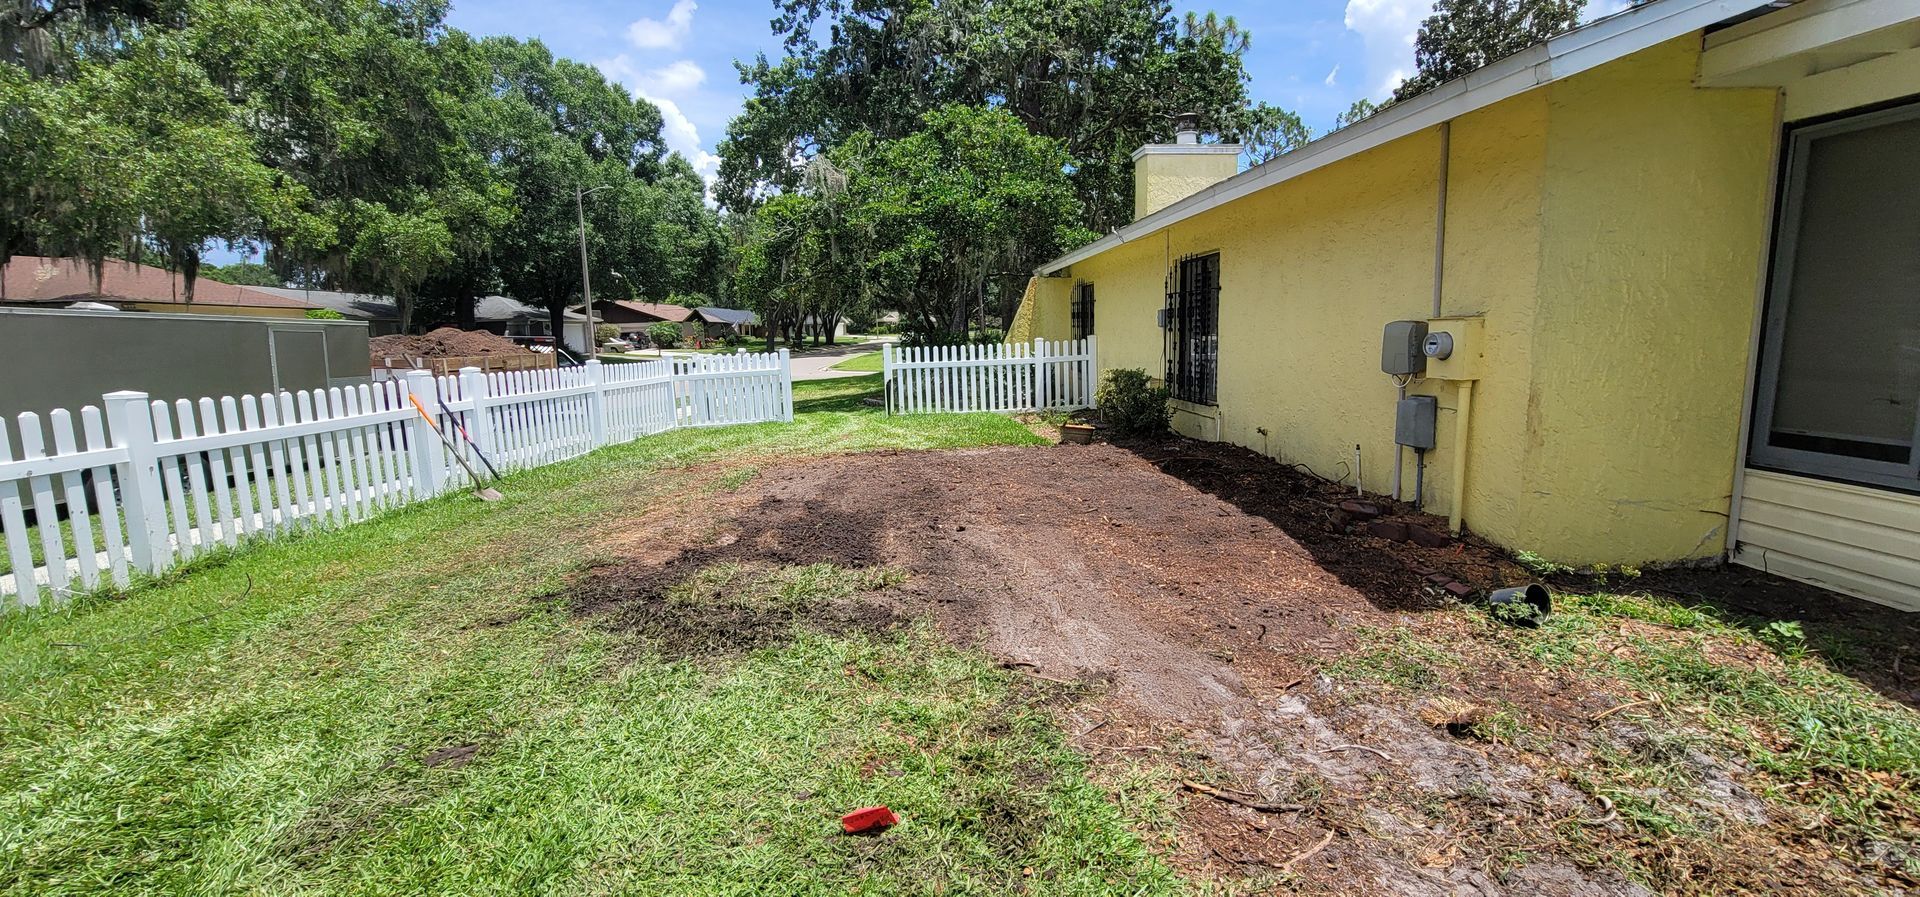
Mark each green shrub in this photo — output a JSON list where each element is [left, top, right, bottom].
[[720, 332, 746, 348], [1095, 368, 1170, 439], [304, 308, 345, 320], [646, 321, 682, 349], [594, 324, 622, 345]]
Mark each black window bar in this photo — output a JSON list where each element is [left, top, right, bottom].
[[1164, 253, 1219, 405], [1071, 282, 1095, 340]]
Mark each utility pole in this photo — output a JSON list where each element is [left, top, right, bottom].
[[575, 184, 611, 360]]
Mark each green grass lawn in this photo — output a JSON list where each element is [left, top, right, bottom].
[[829, 351, 884, 373], [0, 376, 1187, 896]]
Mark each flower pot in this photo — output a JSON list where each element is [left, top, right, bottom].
[[1060, 422, 1097, 445]]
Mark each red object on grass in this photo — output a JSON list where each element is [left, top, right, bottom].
[[841, 806, 899, 834]]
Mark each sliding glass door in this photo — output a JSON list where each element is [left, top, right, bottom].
[[1750, 100, 1920, 491]]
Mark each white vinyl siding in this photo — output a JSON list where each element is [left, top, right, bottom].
[[1735, 469, 1920, 611]]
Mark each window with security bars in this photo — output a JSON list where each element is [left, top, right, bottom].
[[1165, 253, 1219, 405], [1071, 282, 1095, 339]]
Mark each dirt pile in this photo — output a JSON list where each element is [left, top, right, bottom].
[[369, 327, 533, 363]]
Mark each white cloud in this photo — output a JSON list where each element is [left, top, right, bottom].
[[1343, 0, 1433, 98], [1323, 64, 1340, 87], [597, 55, 721, 195], [1341, 0, 1638, 99], [642, 60, 706, 94], [626, 0, 697, 50]]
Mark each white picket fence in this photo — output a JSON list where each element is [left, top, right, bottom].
[[0, 351, 793, 609], [882, 337, 1096, 415]]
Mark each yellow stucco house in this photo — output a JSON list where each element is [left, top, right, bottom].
[[1014, 0, 1920, 611]]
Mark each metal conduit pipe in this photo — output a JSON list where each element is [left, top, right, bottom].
[[1398, 121, 1453, 502]]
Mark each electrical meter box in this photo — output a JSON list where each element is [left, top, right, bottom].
[[1396, 395, 1438, 450], [1423, 316, 1484, 380], [1381, 320, 1429, 376]]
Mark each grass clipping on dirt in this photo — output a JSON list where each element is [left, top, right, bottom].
[[1319, 588, 1920, 893]]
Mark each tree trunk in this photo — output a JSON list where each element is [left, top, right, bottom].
[[179, 254, 199, 306], [547, 300, 567, 354]]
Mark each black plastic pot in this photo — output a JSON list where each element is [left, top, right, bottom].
[[1486, 584, 1552, 627]]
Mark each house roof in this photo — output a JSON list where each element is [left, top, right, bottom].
[[1, 256, 314, 310], [1038, 0, 1784, 275], [696, 306, 760, 326], [254, 287, 394, 319], [595, 299, 696, 322]]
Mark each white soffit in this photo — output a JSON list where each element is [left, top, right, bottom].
[[1701, 0, 1920, 86]]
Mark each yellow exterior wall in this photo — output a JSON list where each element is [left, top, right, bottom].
[[1524, 36, 1778, 563], [1061, 36, 1781, 568], [1006, 275, 1075, 343], [1073, 100, 1544, 530]]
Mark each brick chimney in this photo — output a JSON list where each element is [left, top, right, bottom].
[[1131, 113, 1241, 219]]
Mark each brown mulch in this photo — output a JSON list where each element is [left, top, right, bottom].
[[564, 441, 1909, 896], [369, 327, 533, 363]]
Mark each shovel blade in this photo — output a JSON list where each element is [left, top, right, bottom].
[[474, 487, 505, 502]]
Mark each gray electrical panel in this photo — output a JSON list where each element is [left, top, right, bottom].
[[1396, 395, 1438, 450], [1382, 320, 1429, 375]]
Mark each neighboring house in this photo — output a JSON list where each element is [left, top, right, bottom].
[[695, 306, 761, 338], [1014, 0, 1920, 611], [584, 299, 703, 344], [1, 256, 314, 318], [255, 287, 403, 335]]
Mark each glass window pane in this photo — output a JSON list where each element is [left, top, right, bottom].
[[1768, 113, 1920, 466]]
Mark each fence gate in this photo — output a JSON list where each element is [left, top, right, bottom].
[[883, 337, 1096, 415]]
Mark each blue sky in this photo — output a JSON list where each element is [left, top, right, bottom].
[[445, 0, 1633, 191]]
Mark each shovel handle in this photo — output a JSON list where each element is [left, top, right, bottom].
[[407, 394, 443, 431]]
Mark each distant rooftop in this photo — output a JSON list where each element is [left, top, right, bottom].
[[1, 256, 313, 310]]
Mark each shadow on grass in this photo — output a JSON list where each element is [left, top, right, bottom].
[[791, 374, 884, 414]]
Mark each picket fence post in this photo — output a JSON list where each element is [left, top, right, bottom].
[[1085, 335, 1098, 407], [457, 367, 498, 464], [103, 390, 169, 574], [880, 344, 893, 416], [402, 370, 446, 498], [583, 359, 609, 447], [1030, 338, 1048, 413], [778, 348, 794, 422]]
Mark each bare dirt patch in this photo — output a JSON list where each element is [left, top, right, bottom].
[[565, 442, 1911, 895]]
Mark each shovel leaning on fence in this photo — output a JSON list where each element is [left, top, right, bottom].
[[407, 393, 505, 502]]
